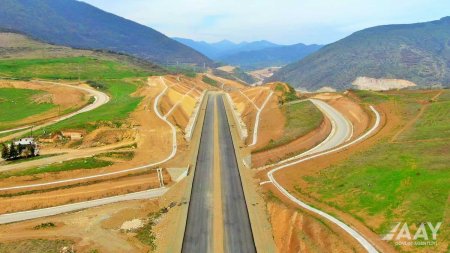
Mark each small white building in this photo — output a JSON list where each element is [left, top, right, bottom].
[[13, 138, 40, 156]]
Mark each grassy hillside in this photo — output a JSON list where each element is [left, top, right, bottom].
[[0, 57, 150, 80], [0, 32, 165, 75], [0, 88, 55, 128], [254, 99, 323, 153], [0, 32, 161, 134], [39, 79, 143, 133], [0, 0, 211, 65], [212, 68, 256, 85], [300, 90, 450, 251], [0, 157, 112, 179], [272, 17, 450, 91]]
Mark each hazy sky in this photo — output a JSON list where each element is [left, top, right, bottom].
[[81, 0, 450, 45]]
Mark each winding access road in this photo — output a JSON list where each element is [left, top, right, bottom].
[[265, 99, 381, 253], [0, 81, 110, 137]]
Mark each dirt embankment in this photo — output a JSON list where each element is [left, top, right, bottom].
[[268, 201, 364, 253], [229, 86, 282, 146], [252, 116, 331, 167], [0, 199, 162, 252], [250, 90, 284, 150], [352, 76, 416, 91], [0, 171, 171, 214]]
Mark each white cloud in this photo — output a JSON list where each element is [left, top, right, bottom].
[[81, 0, 450, 44]]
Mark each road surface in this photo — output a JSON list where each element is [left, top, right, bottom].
[[182, 95, 214, 253], [266, 101, 381, 253], [217, 95, 256, 253], [0, 187, 167, 224], [0, 81, 110, 137], [260, 98, 352, 169]]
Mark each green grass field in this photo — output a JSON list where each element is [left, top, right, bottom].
[[0, 157, 113, 179], [254, 100, 323, 153], [0, 239, 73, 253], [300, 90, 450, 250], [0, 88, 55, 130], [202, 75, 219, 87], [0, 56, 156, 134], [36, 78, 143, 133], [0, 56, 150, 80]]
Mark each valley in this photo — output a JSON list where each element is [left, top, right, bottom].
[[0, 1, 449, 253]]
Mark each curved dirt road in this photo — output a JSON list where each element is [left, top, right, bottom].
[[0, 77, 178, 192], [0, 81, 110, 137], [266, 100, 381, 253]]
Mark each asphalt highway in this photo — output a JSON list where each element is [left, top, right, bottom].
[[182, 95, 214, 253], [217, 95, 256, 253]]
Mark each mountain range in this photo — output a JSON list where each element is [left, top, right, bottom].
[[173, 38, 278, 59], [271, 17, 450, 90], [174, 38, 322, 70], [221, 43, 322, 70], [0, 0, 212, 65]]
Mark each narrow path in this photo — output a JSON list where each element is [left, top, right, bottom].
[[249, 91, 273, 146], [237, 89, 274, 146], [164, 87, 196, 118], [266, 103, 381, 253]]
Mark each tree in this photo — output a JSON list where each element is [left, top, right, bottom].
[[1, 144, 8, 160], [9, 143, 18, 159], [17, 143, 24, 157]]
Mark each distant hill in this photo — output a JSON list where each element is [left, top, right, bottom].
[[175, 38, 321, 70], [220, 43, 322, 70], [271, 17, 450, 91], [0, 32, 165, 74], [173, 38, 279, 60], [0, 0, 212, 65]]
